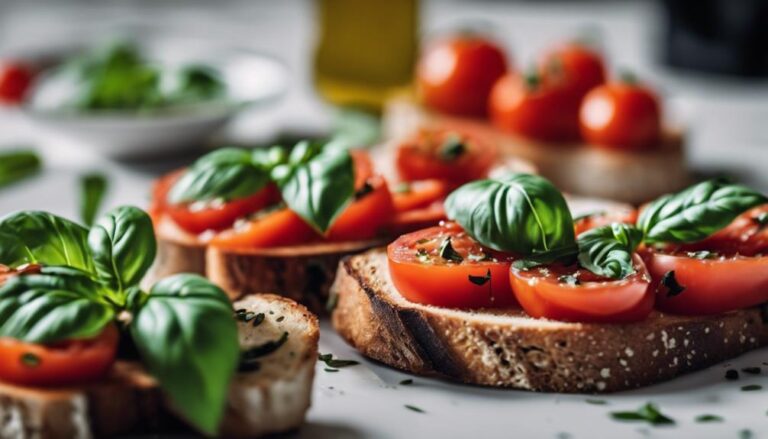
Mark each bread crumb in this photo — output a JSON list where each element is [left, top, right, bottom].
[[600, 368, 611, 378], [645, 333, 655, 341], [597, 382, 606, 390], [704, 327, 710, 334], [624, 348, 634, 357]]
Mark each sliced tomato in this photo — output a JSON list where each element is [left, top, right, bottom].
[[676, 205, 768, 257], [328, 175, 395, 241], [0, 61, 34, 105], [392, 179, 449, 212], [209, 208, 317, 249], [350, 149, 374, 189], [389, 201, 447, 235], [0, 324, 118, 386], [395, 125, 498, 185], [387, 222, 516, 308], [574, 209, 638, 236], [165, 185, 279, 235], [509, 255, 653, 323], [644, 250, 768, 315]]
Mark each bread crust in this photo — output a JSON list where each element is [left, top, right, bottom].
[[205, 240, 381, 313], [331, 249, 768, 393]]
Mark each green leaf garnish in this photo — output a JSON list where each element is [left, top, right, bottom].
[[79, 173, 108, 227], [577, 223, 643, 279], [0, 150, 42, 189], [660, 270, 685, 297], [610, 403, 675, 425], [318, 353, 360, 368], [405, 404, 425, 413], [438, 237, 463, 263], [694, 414, 723, 423]]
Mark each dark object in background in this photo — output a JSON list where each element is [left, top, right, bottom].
[[662, 0, 768, 77]]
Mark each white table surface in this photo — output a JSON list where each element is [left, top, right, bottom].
[[0, 1, 767, 438]]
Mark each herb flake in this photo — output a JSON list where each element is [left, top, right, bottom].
[[741, 384, 762, 391], [20, 352, 40, 368], [438, 237, 463, 263], [399, 379, 414, 385], [318, 353, 360, 368], [694, 414, 723, 423], [404, 404, 425, 413], [725, 369, 740, 380], [661, 270, 685, 297], [610, 403, 675, 426]]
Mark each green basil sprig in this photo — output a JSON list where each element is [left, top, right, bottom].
[[131, 274, 239, 435], [638, 179, 767, 244], [579, 179, 767, 279], [167, 147, 271, 204], [445, 173, 577, 262], [577, 223, 644, 279], [0, 207, 239, 435], [0, 266, 114, 343]]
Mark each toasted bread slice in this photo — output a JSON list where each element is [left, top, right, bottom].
[[207, 240, 381, 312], [0, 294, 319, 438], [383, 95, 690, 204], [331, 249, 768, 393]]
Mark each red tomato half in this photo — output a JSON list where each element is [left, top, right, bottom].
[[0, 61, 34, 105], [644, 250, 768, 315], [209, 208, 317, 249], [387, 222, 516, 308], [509, 255, 653, 323], [395, 125, 498, 185], [392, 179, 449, 212], [677, 205, 768, 257], [417, 35, 508, 117], [0, 324, 119, 386], [327, 175, 395, 241]]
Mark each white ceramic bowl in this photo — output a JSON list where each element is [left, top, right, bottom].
[[19, 33, 287, 159]]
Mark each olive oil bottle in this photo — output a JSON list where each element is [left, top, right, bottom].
[[313, 0, 419, 111]]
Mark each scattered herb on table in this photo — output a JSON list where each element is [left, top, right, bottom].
[[725, 369, 740, 380], [318, 353, 360, 368], [610, 403, 675, 426], [694, 414, 723, 423], [79, 172, 108, 227], [741, 367, 761, 375], [399, 379, 413, 385], [586, 399, 608, 405], [740, 384, 762, 391], [0, 150, 41, 189], [404, 404, 425, 413]]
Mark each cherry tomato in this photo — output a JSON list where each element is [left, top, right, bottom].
[[327, 175, 395, 241], [580, 79, 661, 150], [417, 35, 508, 117], [392, 179, 449, 212], [539, 42, 606, 101], [0, 324, 118, 386], [489, 72, 580, 142], [0, 62, 34, 105], [209, 208, 317, 249], [574, 209, 638, 236], [387, 222, 516, 308], [643, 205, 768, 315], [510, 255, 653, 323], [395, 125, 498, 185]]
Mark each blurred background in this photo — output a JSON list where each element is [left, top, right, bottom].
[[0, 0, 767, 211]]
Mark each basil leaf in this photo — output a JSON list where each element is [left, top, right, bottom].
[[130, 274, 239, 435], [273, 149, 354, 233], [445, 173, 577, 257], [167, 148, 269, 204], [79, 172, 108, 227], [0, 266, 113, 343], [0, 150, 42, 188], [0, 211, 94, 273], [88, 206, 156, 297], [638, 179, 768, 244], [577, 223, 643, 279]]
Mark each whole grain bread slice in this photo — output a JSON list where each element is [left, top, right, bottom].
[[0, 294, 319, 438], [331, 248, 768, 393]]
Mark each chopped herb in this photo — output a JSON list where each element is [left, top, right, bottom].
[[741, 367, 761, 375], [318, 353, 360, 368], [610, 403, 675, 426], [753, 212, 768, 229], [417, 248, 431, 263], [399, 379, 413, 385], [438, 237, 463, 263], [324, 368, 339, 373], [468, 270, 491, 286], [252, 312, 265, 327], [354, 181, 374, 200], [404, 404, 425, 413], [439, 135, 466, 161], [240, 332, 289, 364], [586, 399, 608, 405], [238, 360, 261, 372], [558, 274, 580, 286], [326, 292, 339, 312], [394, 182, 411, 194], [740, 384, 762, 391], [276, 316, 285, 322], [725, 369, 740, 380], [694, 414, 723, 423], [661, 270, 685, 297], [740, 429, 753, 439], [686, 250, 716, 260], [20, 352, 40, 368]]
